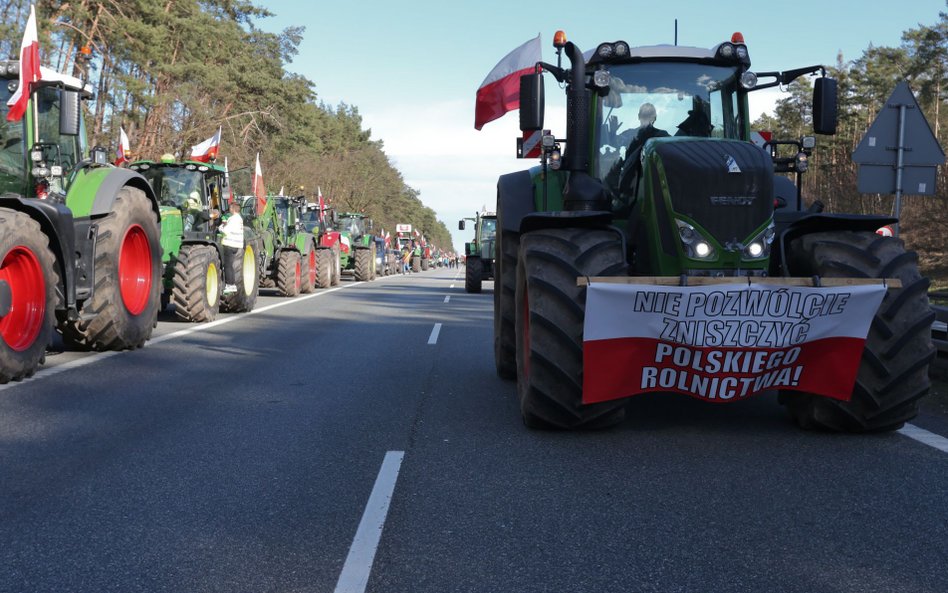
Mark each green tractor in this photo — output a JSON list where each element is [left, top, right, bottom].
[[337, 212, 377, 281], [300, 203, 342, 288], [251, 194, 319, 296], [459, 211, 497, 293], [495, 32, 932, 431], [132, 157, 261, 321], [0, 63, 162, 382]]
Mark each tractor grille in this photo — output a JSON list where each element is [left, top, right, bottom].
[[653, 139, 773, 245]]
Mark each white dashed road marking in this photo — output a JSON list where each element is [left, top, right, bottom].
[[899, 423, 948, 454], [427, 323, 442, 345]]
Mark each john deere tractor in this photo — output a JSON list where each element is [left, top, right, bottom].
[[132, 157, 261, 321], [0, 62, 162, 383], [252, 194, 320, 297], [337, 212, 376, 281], [494, 32, 932, 431], [459, 211, 497, 293]]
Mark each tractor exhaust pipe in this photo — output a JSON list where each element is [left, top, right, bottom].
[[563, 41, 589, 173]]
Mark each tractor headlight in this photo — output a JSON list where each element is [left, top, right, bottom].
[[676, 219, 716, 260], [717, 43, 735, 59], [747, 242, 764, 258], [592, 69, 610, 88], [31, 166, 50, 178], [736, 45, 749, 61], [596, 43, 614, 58], [742, 221, 776, 260], [614, 42, 629, 57], [740, 71, 758, 89]]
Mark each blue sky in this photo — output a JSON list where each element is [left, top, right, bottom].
[[258, 0, 946, 251]]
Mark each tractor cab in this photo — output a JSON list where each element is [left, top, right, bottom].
[[132, 158, 226, 235]]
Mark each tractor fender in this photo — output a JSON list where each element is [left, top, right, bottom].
[[773, 211, 898, 276], [497, 170, 535, 234], [87, 167, 159, 220], [0, 195, 77, 311]]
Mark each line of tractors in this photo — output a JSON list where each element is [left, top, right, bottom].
[[0, 61, 449, 384]]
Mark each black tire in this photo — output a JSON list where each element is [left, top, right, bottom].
[[465, 256, 483, 293], [300, 245, 317, 294], [354, 247, 373, 282], [316, 248, 332, 288], [276, 250, 302, 297], [0, 208, 56, 383], [221, 240, 260, 313], [779, 231, 935, 432], [411, 255, 421, 273], [369, 244, 378, 281], [421, 257, 429, 271], [494, 230, 519, 380], [170, 244, 221, 322], [515, 228, 628, 429], [331, 249, 341, 286], [59, 186, 161, 350]]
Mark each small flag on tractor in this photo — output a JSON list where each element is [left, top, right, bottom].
[[115, 127, 130, 167], [252, 152, 266, 215], [190, 126, 221, 162], [7, 4, 40, 123]]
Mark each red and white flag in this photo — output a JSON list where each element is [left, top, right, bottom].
[[115, 127, 130, 166], [7, 4, 41, 123], [252, 152, 266, 215], [317, 186, 325, 222], [190, 126, 221, 162], [474, 34, 541, 130], [582, 282, 887, 405]]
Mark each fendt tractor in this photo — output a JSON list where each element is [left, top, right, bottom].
[[300, 203, 342, 288], [494, 31, 933, 431], [0, 62, 162, 383], [132, 157, 261, 321], [253, 194, 320, 297], [337, 212, 377, 281], [459, 211, 497, 293]]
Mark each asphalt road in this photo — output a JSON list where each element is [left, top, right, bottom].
[[1, 268, 946, 593]]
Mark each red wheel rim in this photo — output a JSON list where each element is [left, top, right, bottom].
[[308, 251, 317, 287], [118, 224, 152, 315], [0, 246, 46, 351], [295, 260, 302, 293]]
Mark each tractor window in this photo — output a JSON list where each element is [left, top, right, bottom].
[[35, 86, 81, 173], [339, 215, 365, 237], [140, 167, 205, 209], [0, 82, 25, 195], [478, 217, 497, 243]]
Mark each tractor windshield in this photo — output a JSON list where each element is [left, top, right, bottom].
[[339, 215, 365, 237], [300, 208, 321, 232], [0, 83, 25, 195], [596, 62, 747, 180], [140, 167, 206, 208], [477, 217, 497, 244]]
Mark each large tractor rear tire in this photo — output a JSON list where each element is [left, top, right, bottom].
[[222, 240, 260, 313], [465, 255, 483, 293], [316, 248, 332, 288], [354, 247, 372, 282], [170, 244, 221, 322], [60, 187, 161, 350], [276, 250, 302, 297], [780, 230, 935, 432], [494, 230, 519, 380], [0, 209, 57, 383], [421, 257, 429, 271], [368, 244, 378, 281], [331, 248, 341, 286], [411, 255, 421, 273], [515, 228, 628, 430], [301, 246, 317, 294]]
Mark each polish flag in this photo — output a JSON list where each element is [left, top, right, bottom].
[[474, 34, 541, 130], [252, 152, 266, 215], [581, 282, 886, 405], [114, 127, 130, 167], [7, 4, 41, 123], [190, 126, 221, 162]]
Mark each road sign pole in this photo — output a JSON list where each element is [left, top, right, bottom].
[[893, 103, 907, 236]]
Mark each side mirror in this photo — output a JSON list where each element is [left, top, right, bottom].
[[458, 220, 465, 231], [60, 89, 81, 136], [519, 73, 544, 131], [812, 77, 838, 135]]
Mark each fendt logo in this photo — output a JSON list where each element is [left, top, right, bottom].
[[724, 154, 742, 173], [709, 196, 756, 206]]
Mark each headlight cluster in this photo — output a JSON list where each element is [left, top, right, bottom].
[[716, 42, 750, 65], [595, 41, 630, 60], [0, 61, 20, 76], [742, 222, 776, 260], [676, 219, 715, 260]]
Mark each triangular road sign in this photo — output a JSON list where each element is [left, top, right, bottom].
[[852, 81, 945, 167]]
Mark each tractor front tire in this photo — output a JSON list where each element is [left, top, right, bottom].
[[465, 255, 483, 293], [0, 208, 57, 383], [780, 230, 935, 432], [276, 250, 302, 297], [222, 240, 260, 313], [331, 249, 341, 286], [411, 255, 421, 273], [515, 228, 628, 430], [60, 186, 161, 350], [316, 248, 332, 288], [494, 230, 519, 380], [354, 247, 372, 282], [171, 244, 221, 322]]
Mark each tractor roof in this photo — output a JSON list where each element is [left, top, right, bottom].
[[130, 160, 227, 174]]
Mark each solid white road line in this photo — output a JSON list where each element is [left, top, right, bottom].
[[427, 323, 442, 345], [899, 423, 948, 454], [444, 296, 450, 304], [334, 451, 405, 593], [0, 284, 358, 392]]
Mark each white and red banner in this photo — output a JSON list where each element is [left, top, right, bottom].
[[7, 4, 40, 123], [474, 34, 541, 130], [252, 152, 266, 215], [751, 130, 773, 148], [114, 126, 130, 167], [396, 223, 412, 233], [190, 126, 221, 162], [582, 283, 887, 405]]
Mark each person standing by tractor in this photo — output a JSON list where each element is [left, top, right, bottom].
[[220, 201, 244, 295]]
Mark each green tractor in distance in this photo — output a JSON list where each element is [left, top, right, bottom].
[[496, 31, 932, 431], [132, 157, 261, 321], [300, 202, 342, 288], [459, 211, 497, 293], [251, 193, 319, 296], [337, 212, 377, 281], [0, 63, 162, 383]]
